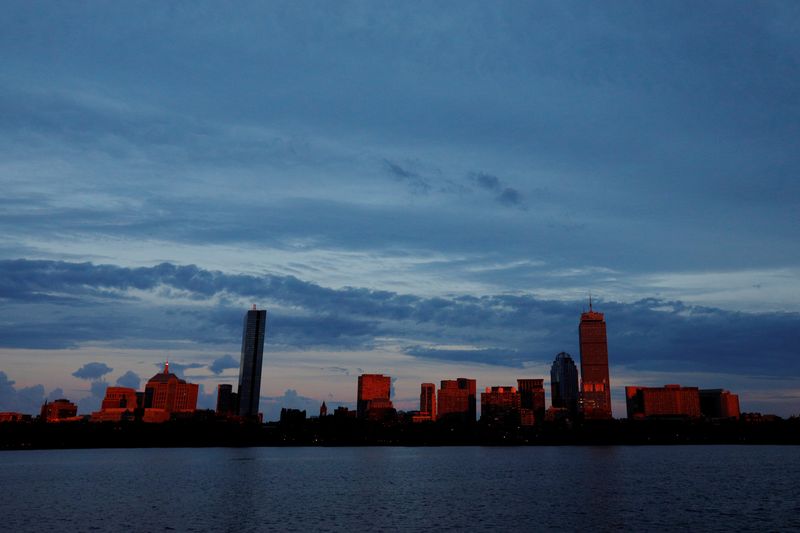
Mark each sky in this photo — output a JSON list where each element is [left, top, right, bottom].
[[1, 2, 798, 419]]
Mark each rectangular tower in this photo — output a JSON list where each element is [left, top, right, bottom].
[[238, 306, 267, 418], [579, 302, 612, 419], [420, 382, 437, 420], [357, 374, 392, 419]]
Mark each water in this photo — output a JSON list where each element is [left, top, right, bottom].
[[2, 446, 798, 532]]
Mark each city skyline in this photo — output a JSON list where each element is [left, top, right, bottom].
[[1, 3, 799, 418]]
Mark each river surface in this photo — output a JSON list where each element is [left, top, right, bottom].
[[2, 446, 798, 531]]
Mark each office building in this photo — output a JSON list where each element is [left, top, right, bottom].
[[438, 378, 477, 422], [238, 305, 267, 418], [699, 389, 740, 419], [550, 352, 579, 416], [625, 384, 701, 419], [40, 398, 78, 422], [216, 384, 237, 416], [144, 362, 199, 413], [579, 300, 613, 419], [517, 378, 546, 423], [480, 386, 520, 425], [420, 383, 436, 421], [357, 374, 393, 419]]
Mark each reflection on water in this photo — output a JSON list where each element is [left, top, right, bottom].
[[1, 446, 799, 531]]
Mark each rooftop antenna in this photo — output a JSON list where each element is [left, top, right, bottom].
[[252, 304, 257, 311], [589, 292, 593, 312], [164, 358, 169, 374]]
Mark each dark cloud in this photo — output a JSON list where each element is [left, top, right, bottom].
[[470, 172, 525, 208], [474, 172, 502, 191], [383, 159, 432, 194], [208, 355, 239, 375], [115, 370, 141, 389], [1, 260, 798, 380], [72, 362, 113, 380], [497, 187, 523, 207]]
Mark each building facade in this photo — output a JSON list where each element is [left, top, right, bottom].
[[625, 384, 701, 419], [699, 389, 740, 419], [41, 398, 78, 422], [579, 302, 613, 419], [517, 378, 545, 423], [216, 384, 237, 416], [420, 382, 437, 421], [550, 352, 579, 417], [144, 362, 199, 413], [238, 306, 267, 418], [480, 386, 520, 425], [437, 378, 476, 422], [356, 374, 393, 419]]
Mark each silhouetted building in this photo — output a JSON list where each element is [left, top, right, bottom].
[[625, 384, 701, 419], [420, 382, 436, 421], [40, 399, 78, 422], [517, 378, 545, 423], [144, 362, 199, 413], [437, 378, 476, 422], [579, 301, 613, 419], [334, 406, 356, 418], [357, 374, 394, 419], [280, 408, 306, 426], [481, 386, 520, 425], [699, 389, 740, 419], [238, 306, 267, 418], [319, 401, 328, 417], [216, 384, 237, 416], [550, 352, 579, 416]]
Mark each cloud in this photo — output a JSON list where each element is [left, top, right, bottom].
[[72, 362, 113, 380], [470, 172, 525, 208], [0, 260, 798, 382], [0, 371, 45, 414], [208, 354, 239, 375], [474, 172, 502, 191], [383, 159, 431, 194], [115, 370, 141, 389]]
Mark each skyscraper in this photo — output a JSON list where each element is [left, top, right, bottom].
[[238, 305, 267, 418], [578, 300, 612, 419], [356, 374, 393, 419], [420, 383, 436, 420], [550, 352, 579, 416]]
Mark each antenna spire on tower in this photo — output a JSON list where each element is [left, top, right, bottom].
[[589, 292, 593, 311]]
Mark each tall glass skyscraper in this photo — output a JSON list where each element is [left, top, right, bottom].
[[578, 301, 612, 419], [237, 305, 267, 418], [550, 352, 579, 416]]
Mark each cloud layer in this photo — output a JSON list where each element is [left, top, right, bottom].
[[1, 260, 797, 380]]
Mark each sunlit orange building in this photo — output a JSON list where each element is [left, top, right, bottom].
[[625, 384, 701, 419], [91, 386, 140, 422], [438, 378, 476, 422], [419, 383, 436, 421], [579, 301, 613, 419], [356, 373, 393, 419], [144, 362, 199, 413], [40, 398, 79, 422]]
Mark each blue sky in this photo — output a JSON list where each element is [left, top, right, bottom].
[[1, 2, 798, 418]]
